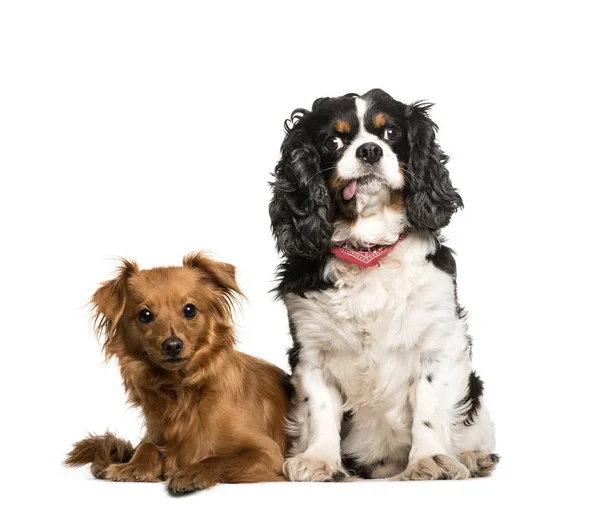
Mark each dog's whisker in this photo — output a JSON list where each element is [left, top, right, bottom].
[[307, 165, 336, 183]]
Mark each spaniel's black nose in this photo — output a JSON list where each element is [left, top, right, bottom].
[[356, 142, 383, 164], [161, 337, 183, 358]]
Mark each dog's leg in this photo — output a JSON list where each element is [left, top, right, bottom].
[[101, 442, 164, 482], [283, 364, 345, 482], [168, 438, 284, 495], [454, 401, 499, 477], [392, 333, 472, 481], [65, 432, 135, 478]]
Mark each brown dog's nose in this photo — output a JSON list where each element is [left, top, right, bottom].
[[162, 337, 183, 358]]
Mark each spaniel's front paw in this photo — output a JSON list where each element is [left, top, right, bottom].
[[283, 454, 346, 482], [458, 451, 500, 477], [395, 455, 470, 481]]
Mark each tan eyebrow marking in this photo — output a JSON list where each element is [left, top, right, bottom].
[[334, 120, 352, 133], [373, 113, 388, 128]]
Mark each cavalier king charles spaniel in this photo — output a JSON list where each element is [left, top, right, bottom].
[[269, 88, 498, 482]]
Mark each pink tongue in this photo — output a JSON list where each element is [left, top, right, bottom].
[[342, 180, 357, 201]]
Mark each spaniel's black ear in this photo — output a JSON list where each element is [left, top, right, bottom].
[[404, 102, 463, 231], [269, 112, 333, 259]]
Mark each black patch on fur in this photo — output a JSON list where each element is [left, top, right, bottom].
[[304, 397, 309, 402], [287, 317, 302, 371], [279, 371, 295, 400], [274, 256, 332, 298], [426, 373, 434, 383], [341, 455, 372, 479], [423, 421, 433, 428], [342, 452, 397, 479], [427, 239, 474, 358], [341, 454, 360, 475], [426, 243, 456, 277], [456, 371, 484, 426], [329, 471, 347, 482]]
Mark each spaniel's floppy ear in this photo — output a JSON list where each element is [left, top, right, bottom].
[[269, 111, 334, 259], [183, 252, 243, 308], [91, 259, 138, 348], [404, 102, 463, 231]]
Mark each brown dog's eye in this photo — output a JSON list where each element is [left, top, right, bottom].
[[324, 136, 344, 152], [183, 304, 196, 318], [384, 127, 399, 140], [138, 309, 153, 323]]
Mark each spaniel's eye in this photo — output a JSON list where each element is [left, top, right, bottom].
[[183, 304, 196, 318], [138, 309, 153, 323], [324, 136, 344, 152], [384, 127, 399, 140]]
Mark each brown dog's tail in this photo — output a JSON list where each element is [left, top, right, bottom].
[[65, 432, 134, 478]]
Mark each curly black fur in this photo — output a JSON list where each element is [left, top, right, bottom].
[[403, 101, 464, 232], [269, 114, 334, 260]]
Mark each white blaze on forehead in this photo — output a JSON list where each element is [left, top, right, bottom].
[[334, 96, 403, 190], [355, 96, 368, 134]]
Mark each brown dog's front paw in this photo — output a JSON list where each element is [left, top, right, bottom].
[[396, 455, 470, 481], [167, 469, 214, 496], [90, 462, 110, 479], [101, 462, 160, 482]]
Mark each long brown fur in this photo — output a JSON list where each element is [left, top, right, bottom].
[[65, 252, 290, 495]]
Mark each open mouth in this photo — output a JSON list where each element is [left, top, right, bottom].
[[342, 174, 378, 201], [342, 180, 357, 201]]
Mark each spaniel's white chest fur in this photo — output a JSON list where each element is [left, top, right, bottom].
[[284, 235, 472, 473]]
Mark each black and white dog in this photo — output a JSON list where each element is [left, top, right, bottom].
[[269, 89, 498, 481]]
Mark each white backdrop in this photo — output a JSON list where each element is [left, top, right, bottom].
[[1, 1, 598, 518]]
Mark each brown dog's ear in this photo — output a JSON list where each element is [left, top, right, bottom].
[[183, 252, 243, 303], [91, 259, 138, 345]]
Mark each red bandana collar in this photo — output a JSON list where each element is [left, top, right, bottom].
[[331, 230, 409, 268]]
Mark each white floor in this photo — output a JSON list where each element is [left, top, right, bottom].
[[35, 459, 591, 520]]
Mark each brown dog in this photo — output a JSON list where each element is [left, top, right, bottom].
[[65, 253, 290, 494]]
